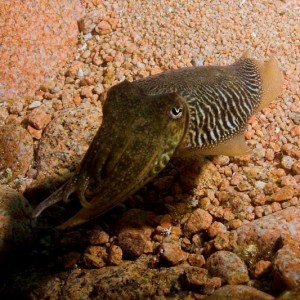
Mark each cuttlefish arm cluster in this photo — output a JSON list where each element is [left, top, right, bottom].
[[32, 53, 283, 229]]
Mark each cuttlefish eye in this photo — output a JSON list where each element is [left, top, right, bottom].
[[169, 106, 183, 119]]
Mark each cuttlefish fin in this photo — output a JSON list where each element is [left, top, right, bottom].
[[181, 132, 251, 157], [253, 56, 284, 112]]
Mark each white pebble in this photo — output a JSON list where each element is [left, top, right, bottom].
[[77, 68, 84, 78], [255, 181, 266, 189], [281, 156, 296, 170], [83, 33, 92, 40], [28, 100, 42, 109]]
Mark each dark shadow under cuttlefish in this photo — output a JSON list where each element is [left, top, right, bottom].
[[31, 52, 283, 229]]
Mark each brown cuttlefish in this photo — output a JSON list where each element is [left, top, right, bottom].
[[32, 53, 283, 229], [32, 80, 189, 228]]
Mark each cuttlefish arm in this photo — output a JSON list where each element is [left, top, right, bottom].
[[32, 80, 189, 229]]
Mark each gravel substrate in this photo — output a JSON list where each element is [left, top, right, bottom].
[[0, 0, 299, 299]]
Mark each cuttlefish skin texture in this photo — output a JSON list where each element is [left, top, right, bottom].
[[32, 54, 283, 229], [134, 54, 283, 156], [32, 80, 189, 229]]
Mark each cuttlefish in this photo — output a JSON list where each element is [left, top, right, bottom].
[[32, 53, 283, 229], [32, 80, 189, 228]]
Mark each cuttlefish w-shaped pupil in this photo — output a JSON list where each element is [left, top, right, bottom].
[[169, 107, 183, 119]]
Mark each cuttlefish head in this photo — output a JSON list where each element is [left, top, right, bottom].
[[32, 80, 189, 229]]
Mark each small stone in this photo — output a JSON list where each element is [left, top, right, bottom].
[[83, 246, 107, 268], [280, 175, 297, 187], [214, 233, 231, 250], [88, 230, 110, 245], [117, 228, 150, 259], [211, 155, 230, 166], [206, 251, 249, 284], [182, 267, 208, 289], [96, 20, 112, 35], [184, 208, 213, 236], [202, 277, 222, 295], [27, 107, 52, 130], [281, 156, 296, 170], [231, 173, 242, 186], [28, 101, 42, 109], [210, 285, 274, 300], [80, 86, 94, 98], [93, 84, 105, 95], [228, 219, 242, 229], [187, 253, 205, 267], [253, 260, 272, 278], [27, 125, 42, 140], [108, 245, 123, 266], [208, 221, 227, 238], [291, 161, 300, 175], [9, 101, 24, 114], [159, 242, 188, 266], [291, 125, 300, 137], [269, 186, 294, 202], [265, 148, 275, 161]]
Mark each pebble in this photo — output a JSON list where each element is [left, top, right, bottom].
[[8, 100, 24, 114], [269, 186, 294, 202], [88, 230, 110, 245], [205, 251, 249, 284], [27, 125, 42, 140], [281, 156, 296, 170], [182, 267, 208, 289], [208, 221, 227, 238], [159, 242, 188, 266], [291, 125, 300, 137], [118, 227, 151, 259], [184, 208, 213, 237], [107, 245, 123, 266], [83, 245, 107, 268], [27, 107, 52, 130], [291, 161, 300, 175], [208, 285, 274, 300], [253, 260, 272, 278], [95, 20, 112, 35], [0, 125, 33, 181], [187, 253, 205, 267]]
